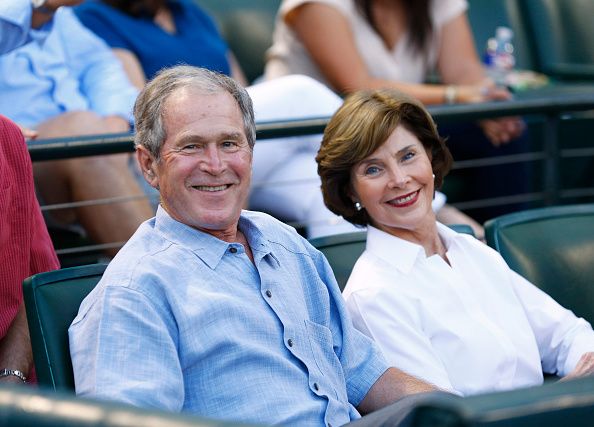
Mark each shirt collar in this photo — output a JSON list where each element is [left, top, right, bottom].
[[153, 206, 277, 269], [365, 223, 461, 274]]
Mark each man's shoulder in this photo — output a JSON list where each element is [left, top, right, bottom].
[[100, 219, 181, 285]]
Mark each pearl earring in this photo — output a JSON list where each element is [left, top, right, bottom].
[[432, 173, 436, 179], [354, 202, 363, 211]]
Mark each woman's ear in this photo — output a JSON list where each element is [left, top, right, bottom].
[[136, 146, 159, 189]]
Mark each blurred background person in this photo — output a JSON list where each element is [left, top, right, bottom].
[[0, 0, 153, 256], [266, 0, 529, 223], [316, 88, 594, 396]]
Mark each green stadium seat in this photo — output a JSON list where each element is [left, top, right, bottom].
[[485, 204, 594, 323], [198, 0, 281, 83], [23, 264, 107, 391]]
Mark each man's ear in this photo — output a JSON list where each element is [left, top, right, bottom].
[[136, 146, 159, 189]]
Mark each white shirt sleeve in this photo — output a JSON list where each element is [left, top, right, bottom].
[[510, 269, 594, 376], [345, 284, 455, 393]]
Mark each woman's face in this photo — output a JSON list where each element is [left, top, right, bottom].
[[350, 125, 436, 238]]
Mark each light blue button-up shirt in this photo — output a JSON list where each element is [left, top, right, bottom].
[[0, 1, 137, 127], [69, 207, 388, 426]]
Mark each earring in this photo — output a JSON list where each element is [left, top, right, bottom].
[[354, 202, 363, 211], [432, 173, 436, 179]]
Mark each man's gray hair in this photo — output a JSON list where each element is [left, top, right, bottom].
[[133, 66, 256, 159]]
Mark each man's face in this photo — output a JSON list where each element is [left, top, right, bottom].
[[139, 87, 252, 239]]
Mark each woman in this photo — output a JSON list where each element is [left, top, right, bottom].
[[267, 0, 529, 222], [316, 88, 594, 396]]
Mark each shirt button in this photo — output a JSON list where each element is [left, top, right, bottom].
[[265, 290, 272, 298], [313, 382, 319, 391], [229, 247, 237, 254], [287, 339, 294, 347]]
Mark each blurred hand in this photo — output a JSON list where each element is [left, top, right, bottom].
[[478, 116, 525, 147], [455, 79, 512, 104], [17, 124, 38, 140], [561, 353, 594, 381]]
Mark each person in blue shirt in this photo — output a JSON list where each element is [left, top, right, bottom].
[[0, 0, 153, 255], [69, 65, 438, 426]]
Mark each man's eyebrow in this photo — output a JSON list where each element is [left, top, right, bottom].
[[175, 131, 244, 145]]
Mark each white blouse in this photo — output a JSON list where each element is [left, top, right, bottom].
[[343, 224, 594, 396], [265, 0, 467, 86]]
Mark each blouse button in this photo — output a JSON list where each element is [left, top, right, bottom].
[[287, 339, 294, 347], [313, 382, 319, 391], [265, 290, 272, 298], [229, 247, 237, 254]]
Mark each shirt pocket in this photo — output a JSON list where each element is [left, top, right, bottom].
[[305, 320, 343, 378]]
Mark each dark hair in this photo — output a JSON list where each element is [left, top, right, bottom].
[[102, 0, 165, 18], [354, 0, 432, 54], [316, 88, 452, 227]]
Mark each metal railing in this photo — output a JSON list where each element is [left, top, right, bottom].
[[28, 86, 594, 262]]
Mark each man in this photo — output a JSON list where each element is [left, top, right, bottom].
[[0, 115, 60, 385], [0, 0, 153, 254], [69, 66, 437, 426]]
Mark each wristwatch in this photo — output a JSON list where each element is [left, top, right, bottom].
[[0, 368, 27, 383], [31, 0, 54, 14]]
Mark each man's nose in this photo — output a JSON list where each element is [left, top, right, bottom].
[[199, 145, 225, 174]]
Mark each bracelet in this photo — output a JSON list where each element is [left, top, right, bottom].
[[444, 85, 457, 105], [0, 368, 27, 383]]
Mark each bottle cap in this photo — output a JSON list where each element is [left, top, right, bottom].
[[496, 26, 514, 41]]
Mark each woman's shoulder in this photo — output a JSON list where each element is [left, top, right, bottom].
[[280, 0, 355, 19], [431, 0, 468, 26]]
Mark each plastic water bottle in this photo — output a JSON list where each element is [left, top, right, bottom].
[[485, 26, 516, 86]]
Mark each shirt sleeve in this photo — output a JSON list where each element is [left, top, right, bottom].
[[432, 0, 468, 28], [510, 269, 594, 376], [57, 8, 138, 120], [345, 284, 455, 393], [313, 249, 389, 406], [0, 0, 54, 54], [69, 284, 184, 411]]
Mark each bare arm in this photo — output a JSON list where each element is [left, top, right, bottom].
[[112, 48, 147, 90], [0, 305, 33, 384], [357, 367, 438, 415], [288, 3, 487, 104], [437, 13, 487, 85], [228, 51, 249, 87]]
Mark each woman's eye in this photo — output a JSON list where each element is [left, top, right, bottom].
[[402, 151, 416, 161], [364, 166, 380, 176]]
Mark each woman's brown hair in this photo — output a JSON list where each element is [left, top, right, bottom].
[[316, 88, 452, 226]]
